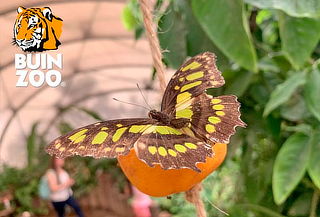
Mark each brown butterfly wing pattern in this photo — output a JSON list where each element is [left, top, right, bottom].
[[134, 130, 212, 172], [46, 118, 156, 159], [46, 52, 245, 172], [161, 52, 225, 116], [190, 94, 246, 144]]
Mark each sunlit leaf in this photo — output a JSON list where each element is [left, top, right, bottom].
[[272, 133, 311, 204]]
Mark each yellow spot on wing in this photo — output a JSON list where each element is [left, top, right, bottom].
[[216, 111, 225, 116], [158, 147, 167, 156], [55, 143, 61, 149], [104, 147, 111, 152], [177, 92, 192, 105], [180, 81, 202, 92], [155, 126, 182, 135], [116, 124, 123, 127], [74, 135, 86, 143], [101, 127, 108, 130], [148, 146, 157, 155], [185, 142, 197, 149], [79, 146, 85, 150], [179, 77, 185, 82], [182, 61, 201, 71], [168, 149, 177, 157], [115, 147, 125, 152], [112, 127, 128, 142], [212, 104, 224, 110], [68, 129, 88, 142], [59, 147, 66, 151], [92, 131, 108, 144], [129, 125, 150, 133], [176, 108, 193, 119], [211, 99, 222, 104], [206, 124, 216, 133], [186, 71, 204, 81], [208, 116, 221, 124], [175, 144, 187, 153], [174, 86, 180, 90]]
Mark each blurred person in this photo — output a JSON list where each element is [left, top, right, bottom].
[[46, 157, 84, 217], [131, 186, 153, 217]]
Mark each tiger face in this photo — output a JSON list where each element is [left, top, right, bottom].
[[13, 6, 63, 52]]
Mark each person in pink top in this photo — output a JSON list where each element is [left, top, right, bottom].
[[131, 186, 153, 217]]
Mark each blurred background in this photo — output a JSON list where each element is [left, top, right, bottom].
[[1, 0, 320, 217]]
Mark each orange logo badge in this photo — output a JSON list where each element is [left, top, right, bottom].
[[13, 6, 63, 52]]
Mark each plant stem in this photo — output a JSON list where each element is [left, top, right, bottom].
[[310, 189, 319, 217]]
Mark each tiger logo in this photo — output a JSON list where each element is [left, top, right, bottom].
[[13, 6, 63, 52]]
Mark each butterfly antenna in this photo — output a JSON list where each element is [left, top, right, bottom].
[[112, 98, 150, 111], [136, 83, 153, 110]]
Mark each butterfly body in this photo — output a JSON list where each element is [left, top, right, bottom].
[[46, 52, 245, 172], [148, 109, 190, 129]]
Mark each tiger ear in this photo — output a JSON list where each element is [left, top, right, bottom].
[[42, 7, 53, 21], [17, 6, 25, 14]]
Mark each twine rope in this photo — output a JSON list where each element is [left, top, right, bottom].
[[138, 0, 206, 216]]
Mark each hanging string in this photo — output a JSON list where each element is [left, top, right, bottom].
[[138, 0, 166, 93], [137, 0, 207, 216]]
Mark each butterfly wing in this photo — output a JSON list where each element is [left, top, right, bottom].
[[134, 126, 212, 172], [191, 94, 246, 144], [160, 52, 245, 144], [161, 52, 225, 115], [46, 118, 156, 159], [46, 118, 212, 171]]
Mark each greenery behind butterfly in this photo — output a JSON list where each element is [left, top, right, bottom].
[[2, 0, 320, 216]]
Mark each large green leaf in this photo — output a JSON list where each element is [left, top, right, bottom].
[[192, 0, 257, 71], [245, 0, 320, 18], [278, 12, 320, 69], [272, 133, 311, 204], [158, 1, 187, 68], [263, 72, 306, 116], [183, 0, 229, 70], [308, 131, 320, 189], [304, 69, 320, 122]]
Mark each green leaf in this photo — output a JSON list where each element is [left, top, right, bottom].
[[282, 124, 313, 135], [308, 131, 320, 189], [244, 0, 320, 18], [263, 72, 306, 116], [121, 0, 142, 31], [158, 1, 187, 68], [183, 0, 229, 70], [278, 12, 320, 69], [225, 70, 253, 97], [272, 133, 311, 204], [304, 69, 320, 122], [192, 0, 257, 71], [27, 123, 38, 168]]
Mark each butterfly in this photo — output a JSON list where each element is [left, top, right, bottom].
[[46, 52, 246, 172]]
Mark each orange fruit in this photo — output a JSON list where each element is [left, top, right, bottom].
[[118, 143, 227, 197]]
